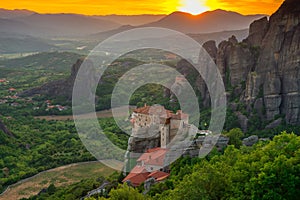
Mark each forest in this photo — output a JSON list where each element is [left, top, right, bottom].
[[23, 131, 300, 200], [0, 117, 127, 193]]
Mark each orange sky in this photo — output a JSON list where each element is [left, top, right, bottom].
[[1, 0, 284, 15]]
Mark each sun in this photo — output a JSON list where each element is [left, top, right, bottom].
[[178, 0, 209, 15]]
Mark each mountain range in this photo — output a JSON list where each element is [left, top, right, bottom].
[[0, 8, 35, 19], [0, 8, 265, 37], [143, 10, 265, 33]]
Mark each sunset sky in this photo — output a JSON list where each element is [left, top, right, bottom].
[[1, 0, 284, 15]]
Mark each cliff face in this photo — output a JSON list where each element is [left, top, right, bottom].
[[174, 0, 300, 128], [244, 0, 300, 124]]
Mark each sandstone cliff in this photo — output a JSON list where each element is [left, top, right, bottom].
[[244, 0, 300, 124], [173, 0, 300, 129]]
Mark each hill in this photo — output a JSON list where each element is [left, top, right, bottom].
[[0, 51, 82, 73], [0, 162, 115, 200], [143, 9, 265, 33], [188, 29, 249, 44], [0, 32, 56, 54], [0, 10, 121, 37], [0, 8, 35, 19], [95, 14, 165, 26], [89, 25, 248, 44], [14, 13, 121, 37]]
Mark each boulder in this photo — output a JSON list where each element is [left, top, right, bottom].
[[265, 118, 283, 129], [243, 135, 259, 146]]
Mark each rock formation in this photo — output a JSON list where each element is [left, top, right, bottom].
[[19, 59, 85, 100], [244, 0, 300, 124], [242, 135, 259, 146], [173, 0, 300, 129]]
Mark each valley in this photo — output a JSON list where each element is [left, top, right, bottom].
[[0, 0, 299, 199]]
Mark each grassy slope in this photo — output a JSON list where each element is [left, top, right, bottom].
[[0, 162, 115, 200]]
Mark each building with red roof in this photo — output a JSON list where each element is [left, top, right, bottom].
[[131, 104, 189, 148], [124, 104, 191, 187], [8, 88, 16, 92], [123, 148, 170, 187]]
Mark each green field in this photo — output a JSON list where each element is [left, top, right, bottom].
[[0, 162, 116, 200]]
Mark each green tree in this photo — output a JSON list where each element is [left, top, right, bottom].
[[109, 184, 145, 200], [224, 128, 244, 148]]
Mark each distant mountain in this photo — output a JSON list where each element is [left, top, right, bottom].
[[89, 25, 135, 40], [0, 8, 265, 37], [143, 9, 265, 33], [89, 24, 249, 44], [14, 13, 121, 37], [188, 29, 249, 44], [95, 14, 165, 26], [0, 18, 39, 35], [0, 8, 35, 19], [0, 32, 56, 53], [0, 9, 122, 37]]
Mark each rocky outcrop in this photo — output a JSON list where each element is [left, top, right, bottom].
[[183, 135, 229, 157], [174, 0, 300, 128], [265, 118, 283, 129], [0, 119, 14, 137], [242, 135, 259, 146], [217, 36, 256, 87], [127, 127, 161, 154], [19, 59, 85, 100], [244, 0, 300, 124], [245, 17, 269, 47]]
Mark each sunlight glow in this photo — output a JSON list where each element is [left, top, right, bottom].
[[178, 0, 209, 15], [0, 0, 284, 15]]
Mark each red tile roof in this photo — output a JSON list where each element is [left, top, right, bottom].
[[123, 169, 170, 186], [123, 148, 171, 186], [123, 172, 150, 187], [147, 171, 170, 180], [133, 105, 188, 120], [123, 166, 149, 186], [8, 88, 16, 91], [133, 105, 165, 115], [137, 148, 168, 166]]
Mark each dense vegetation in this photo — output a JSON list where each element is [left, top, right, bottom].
[[151, 132, 300, 200], [0, 117, 127, 193], [25, 131, 300, 200]]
